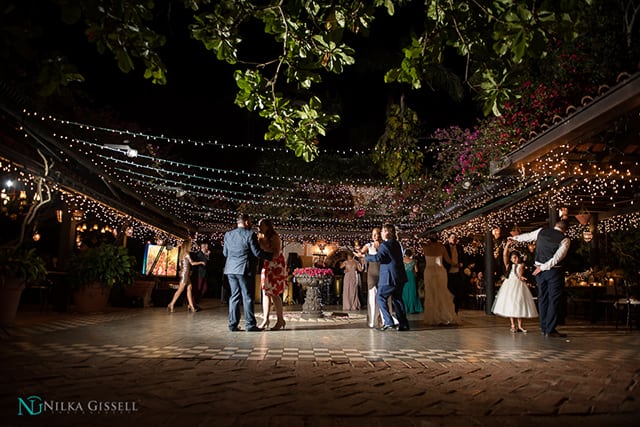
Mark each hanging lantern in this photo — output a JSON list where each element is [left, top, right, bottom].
[[56, 209, 63, 223], [72, 210, 84, 221], [575, 207, 591, 225], [576, 213, 591, 225], [32, 231, 41, 242], [18, 190, 28, 207], [583, 229, 593, 242], [558, 207, 569, 220]]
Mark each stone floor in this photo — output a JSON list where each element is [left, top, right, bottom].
[[1, 300, 639, 427]]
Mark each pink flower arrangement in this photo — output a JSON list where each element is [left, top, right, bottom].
[[292, 267, 334, 279]]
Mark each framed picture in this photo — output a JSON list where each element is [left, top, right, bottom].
[[142, 244, 180, 276]]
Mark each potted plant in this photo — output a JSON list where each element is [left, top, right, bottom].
[[0, 246, 47, 327], [68, 243, 136, 313], [120, 274, 157, 308]]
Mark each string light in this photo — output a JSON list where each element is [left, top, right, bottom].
[[37, 113, 373, 157], [11, 99, 640, 248]]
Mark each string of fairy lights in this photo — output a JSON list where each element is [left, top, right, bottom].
[[1, 159, 186, 246], [5, 106, 639, 252], [437, 143, 639, 248], [72, 137, 379, 187], [58, 190, 185, 244], [51, 131, 397, 228], [51, 116, 373, 157]]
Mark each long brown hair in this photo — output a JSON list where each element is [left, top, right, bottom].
[[259, 218, 277, 240]]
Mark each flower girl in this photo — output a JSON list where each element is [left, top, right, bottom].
[[492, 240, 538, 332]]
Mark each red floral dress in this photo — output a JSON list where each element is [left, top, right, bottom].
[[259, 234, 287, 297], [261, 254, 287, 297]]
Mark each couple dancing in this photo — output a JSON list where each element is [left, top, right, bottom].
[[223, 214, 287, 332], [421, 235, 458, 325]]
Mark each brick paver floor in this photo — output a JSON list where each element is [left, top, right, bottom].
[[1, 300, 639, 426]]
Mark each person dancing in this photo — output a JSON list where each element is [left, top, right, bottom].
[[257, 219, 287, 330], [167, 239, 204, 313], [360, 227, 382, 328], [191, 241, 210, 311], [365, 223, 410, 331], [509, 221, 570, 337], [492, 240, 538, 332]]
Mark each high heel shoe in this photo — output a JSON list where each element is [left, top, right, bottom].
[[167, 304, 174, 313], [518, 326, 527, 333], [510, 326, 516, 333], [258, 318, 270, 329], [187, 305, 196, 313], [271, 319, 286, 331]]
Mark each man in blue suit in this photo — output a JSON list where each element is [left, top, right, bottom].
[[223, 213, 271, 331], [365, 223, 410, 331]]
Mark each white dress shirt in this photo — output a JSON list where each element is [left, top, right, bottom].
[[511, 226, 570, 271]]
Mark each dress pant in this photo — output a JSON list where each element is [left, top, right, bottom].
[[447, 272, 464, 313], [376, 283, 408, 328], [536, 268, 564, 334], [226, 273, 257, 329], [194, 276, 207, 303]]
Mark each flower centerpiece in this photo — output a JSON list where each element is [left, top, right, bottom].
[[292, 267, 334, 281]]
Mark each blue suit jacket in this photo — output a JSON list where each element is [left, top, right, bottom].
[[223, 227, 267, 275], [365, 239, 408, 287]]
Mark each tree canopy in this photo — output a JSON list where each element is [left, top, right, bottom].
[[2, 0, 599, 162], [2, 0, 638, 229]]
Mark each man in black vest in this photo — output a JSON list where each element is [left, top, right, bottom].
[[509, 220, 570, 337]]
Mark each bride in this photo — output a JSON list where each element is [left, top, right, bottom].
[[421, 236, 458, 325]]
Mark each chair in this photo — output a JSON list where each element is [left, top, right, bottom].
[[27, 277, 53, 312], [614, 280, 640, 330], [566, 287, 592, 319], [593, 284, 617, 324]]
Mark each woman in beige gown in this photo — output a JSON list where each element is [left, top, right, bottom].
[[341, 252, 363, 311], [421, 237, 457, 325]]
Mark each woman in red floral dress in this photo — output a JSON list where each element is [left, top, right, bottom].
[[257, 219, 287, 330]]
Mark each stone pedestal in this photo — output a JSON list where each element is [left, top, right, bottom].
[[297, 276, 330, 319]]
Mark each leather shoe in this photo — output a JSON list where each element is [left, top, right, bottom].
[[246, 326, 264, 332], [545, 331, 567, 338], [397, 325, 410, 331], [378, 324, 394, 331], [229, 326, 242, 332]]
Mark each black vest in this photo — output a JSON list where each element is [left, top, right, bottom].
[[534, 228, 565, 266]]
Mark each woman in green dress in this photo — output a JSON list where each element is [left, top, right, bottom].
[[402, 249, 423, 314]]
